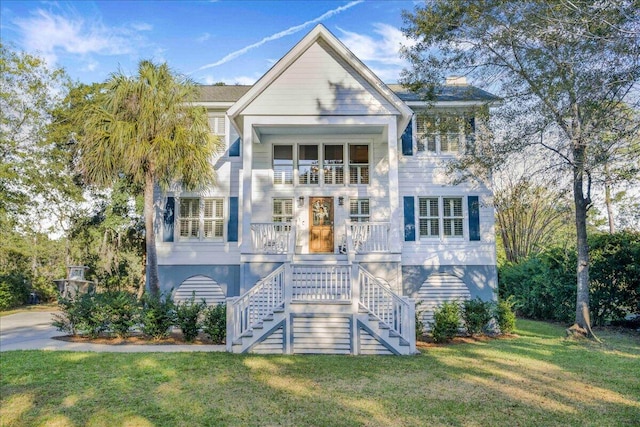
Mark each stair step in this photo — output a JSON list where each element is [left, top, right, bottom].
[[240, 330, 254, 338], [263, 314, 274, 321], [389, 330, 400, 338], [273, 307, 284, 313], [398, 337, 410, 346], [378, 322, 390, 330], [232, 338, 243, 345], [368, 314, 378, 321], [252, 322, 264, 330]]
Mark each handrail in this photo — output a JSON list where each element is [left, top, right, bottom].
[[347, 221, 390, 253], [229, 265, 285, 341], [358, 266, 413, 341], [251, 223, 292, 254]]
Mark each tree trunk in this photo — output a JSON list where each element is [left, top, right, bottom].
[[144, 174, 160, 296], [604, 163, 615, 234], [573, 153, 591, 333]]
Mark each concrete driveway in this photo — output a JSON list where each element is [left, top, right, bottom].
[[0, 311, 225, 352]]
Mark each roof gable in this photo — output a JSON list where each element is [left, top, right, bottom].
[[227, 24, 412, 134]]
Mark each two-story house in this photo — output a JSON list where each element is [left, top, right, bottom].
[[155, 24, 499, 354]]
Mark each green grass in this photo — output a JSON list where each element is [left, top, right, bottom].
[[1, 320, 639, 426], [0, 303, 58, 317]]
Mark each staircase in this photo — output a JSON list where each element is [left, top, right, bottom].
[[227, 263, 416, 355]]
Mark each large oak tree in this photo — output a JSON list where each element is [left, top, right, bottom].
[[402, 0, 640, 333]]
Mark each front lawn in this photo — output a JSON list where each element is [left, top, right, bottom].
[[1, 320, 638, 426]]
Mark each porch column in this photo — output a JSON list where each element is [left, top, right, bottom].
[[387, 116, 402, 253], [240, 118, 254, 254]]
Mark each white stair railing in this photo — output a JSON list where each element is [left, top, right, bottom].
[[229, 265, 285, 342], [348, 222, 390, 253], [251, 223, 292, 254], [358, 266, 414, 342], [291, 265, 351, 301]]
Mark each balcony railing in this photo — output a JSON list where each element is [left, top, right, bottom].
[[251, 223, 294, 254]]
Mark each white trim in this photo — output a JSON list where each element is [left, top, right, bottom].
[[227, 25, 412, 140]]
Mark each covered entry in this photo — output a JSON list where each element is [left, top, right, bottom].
[[309, 197, 333, 253]]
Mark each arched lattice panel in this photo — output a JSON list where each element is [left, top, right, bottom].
[[173, 275, 226, 306], [417, 273, 470, 332]]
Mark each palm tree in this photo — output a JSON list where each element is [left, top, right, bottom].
[[77, 60, 220, 295]]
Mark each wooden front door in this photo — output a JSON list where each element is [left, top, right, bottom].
[[309, 197, 334, 253]]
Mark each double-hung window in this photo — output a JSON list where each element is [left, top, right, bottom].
[[179, 198, 224, 240], [349, 144, 369, 184], [418, 197, 464, 239], [416, 114, 474, 154], [274, 145, 294, 185], [298, 145, 319, 185], [323, 145, 344, 184], [350, 199, 370, 222]]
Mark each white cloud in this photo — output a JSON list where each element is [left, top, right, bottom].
[[194, 0, 364, 72], [131, 22, 153, 31], [337, 23, 415, 66], [196, 32, 211, 43], [12, 8, 147, 65]]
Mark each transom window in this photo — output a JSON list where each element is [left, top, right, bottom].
[[418, 197, 464, 239], [416, 114, 474, 154], [179, 198, 224, 240], [273, 198, 294, 223], [273, 143, 369, 186], [350, 199, 370, 222]]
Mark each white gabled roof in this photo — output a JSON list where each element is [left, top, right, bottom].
[[227, 24, 413, 137]]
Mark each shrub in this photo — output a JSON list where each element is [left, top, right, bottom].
[[495, 297, 516, 334], [101, 291, 139, 338], [52, 292, 103, 337], [415, 301, 425, 340], [431, 301, 461, 343], [462, 298, 493, 336], [175, 295, 205, 342], [202, 303, 226, 344], [0, 273, 29, 310], [140, 292, 176, 339]]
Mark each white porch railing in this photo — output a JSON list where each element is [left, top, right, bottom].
[[251, 223, 293, 254], [292, 265, 351, 301], [358, 266, 415, 342], [228, 265, 285, 342], [347, 222, 390, 253]]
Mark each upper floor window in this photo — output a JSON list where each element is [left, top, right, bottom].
[[274, 145, 294, 184], [179, 197, 224, 240], [324, 145, 344, 184], [418, 196, 464, 239], [350, 198, 370, 222], [209, 115, 226, 136], [299, 145, 319, 185], [416, 114, 474, 154], [349, 144, 369, 184], [273, 143, 369, 186]]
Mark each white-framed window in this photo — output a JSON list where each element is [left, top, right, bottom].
[[324, 144, 344, 185], [298, 144, 319, 185], [416, 114, 474, 154], [273, 198, 294, 223], [179, 198, 200, 238], [273, 145, 294, 185], [418, 196, 464, 239], [209, 115, 226, 136], [349, 144, 369, 184], [350, 198, 370, 222], [179, 197, 224, 240]]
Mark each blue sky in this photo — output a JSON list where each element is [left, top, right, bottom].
[[1, 0, 418, 85]]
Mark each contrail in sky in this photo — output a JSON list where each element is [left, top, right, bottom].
[[193, 0, 363, 73]]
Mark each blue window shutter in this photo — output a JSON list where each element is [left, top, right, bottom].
[[404, 196, 415, 241], [228, 197, 239, 242], [401, 118, 413, 156], [229, 137, 240, 157], [162, 197, 175, 242], [468, 196, 480, 241]]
